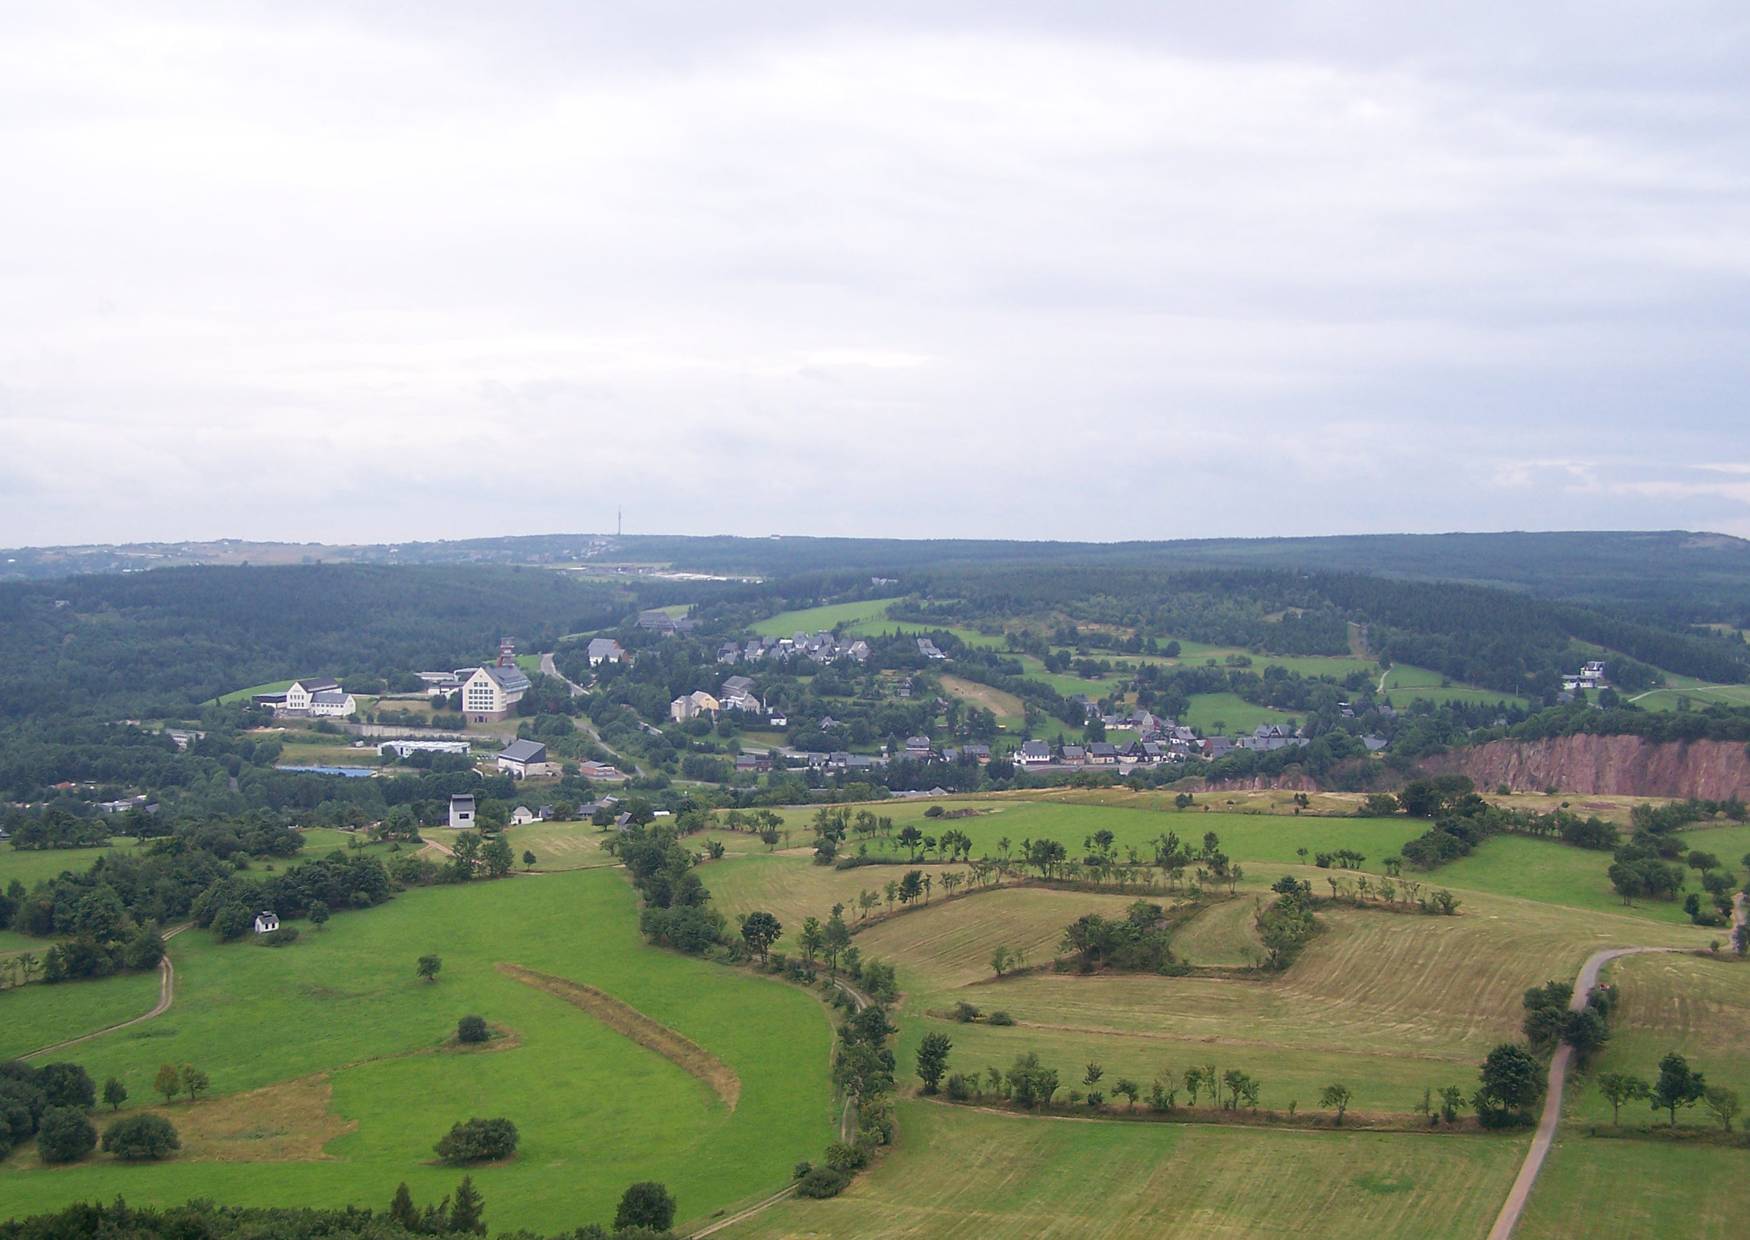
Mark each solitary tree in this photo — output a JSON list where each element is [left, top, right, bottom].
[[180, 1064, 209, 1102], [991, 945, 1013, 977], [154, 1063, 181, 1104], [417, 954, 443, 983], [739, 911, 782, 964], [308, 900, 330, 931], [1474, 1044, 1544, 1127], [615, 1181, 677, 1232], [522, 850, 537, 871], [1597, 1072, 1650, 1125], [1320, 1083, 1352, 1126], [102, 1077, 128, 1112], [1651, 1052, 1706, 1127], [916, 1032, 953, 1094]]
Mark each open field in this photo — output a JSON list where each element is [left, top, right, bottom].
[[1169, 896, 1264, 966], [938, 674, 1026, 730], [1518, 1139, 1748, 1239], [0, 837, 147, 887], [719, 1097, 1527, 1239], [0, 869, 836, 1234], [1380, 664, 1529, 710], [1180, 691, 1301, 733], [752, 599, 896, 637], [212, 678, 294, 705], [500, 820, 616, 870], [1, 969, 164, 1060]]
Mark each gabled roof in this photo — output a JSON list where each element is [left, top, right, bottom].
[[499, 738, 547, 763], [291, 677, 340, 693], [471, 664, 530, 693]]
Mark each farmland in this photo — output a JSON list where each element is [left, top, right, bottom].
[[0, 868, 836, 1234], [752, 599, 898, 637]]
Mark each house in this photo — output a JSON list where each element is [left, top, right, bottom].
[[1201, 736, 1237, 760], [1059, 744, 1087, 765], [1069, 694, 1099, 719], [253, 911, 280, 934], [283, 677, 341, 713], [497, 738, 548, 778], [587, 637, 626, 666], [1088, 742, 1119, 764], [1362, 734, 1390, 752], [734, 753, 773, 774], [510, 805, 539, 826], [449, 793, 477, 828], [308, 690, 357, 718], [720, 675, 762, 713], [577, 760, 627, 782], [916, 637, 947, 660], [1016, 739, 1053, 766], [639, 609, 694, 635], [903, 735, 935, 759], [670, 690, 721, 722], [461, 644, 531, 721], [768, 712, 788, 728]]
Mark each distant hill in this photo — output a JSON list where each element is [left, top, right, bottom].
[[6, 530, 1746, 622]]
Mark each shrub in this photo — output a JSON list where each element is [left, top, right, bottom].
[[257, 927, 300, 947], [456, 1015, 490, 1044], [101, 1113, 180, 1161], [952, 1001, 981, 1023], [36, 1063, 96, 1110], [987, 1011, 1015, 1026], [797, 1166, 850, 1198], [823, 1140, 867, 1173], [614, 1181, 677, 1232], [945, 1073, 975, 1101], [37, 1107, 97, 1164], [434, 1116, 519, 1164]]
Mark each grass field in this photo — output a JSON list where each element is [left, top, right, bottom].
[[0, 838, 148, 887], [1380, 664, 1529, 710], [213, 679, 294, 705], [938, 674, 1026, 732], [500, 820, 616, 871], [1180, 691, 1301, 733], [1169, 897, 1264, 967], [752, 599, 897, 638], [721, 1097, 1526, 1239], [0, 869, 836, 1234]]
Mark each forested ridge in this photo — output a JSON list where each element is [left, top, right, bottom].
[[0, 565, 627, 719]]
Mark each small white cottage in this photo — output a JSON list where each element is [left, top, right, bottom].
[[253, 911, 281, 934]]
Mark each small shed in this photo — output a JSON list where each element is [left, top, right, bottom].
[[253, 911, 281, 934]]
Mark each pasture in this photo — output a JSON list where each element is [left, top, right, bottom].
[[720, 1097, 1526, 1239], [1180, 691, 1301, 733], [1518, 1137, 1748, 1238], [500, 820, 616, 871], [1380, 664, 1528, 710], [937, 674, 1026, 731], [0, 868, 836, 1234], [0, 837, 147, 888], [751, 599, 896, 637]]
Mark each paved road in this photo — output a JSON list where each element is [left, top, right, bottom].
[[1485, 944, 1674, 1240], [539, 651, 588, 697], [23, 923, 191, 1059]]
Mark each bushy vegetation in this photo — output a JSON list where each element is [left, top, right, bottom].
[[433, 1116, 518, 1165]]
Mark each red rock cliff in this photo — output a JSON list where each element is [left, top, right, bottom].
[[1421, 735, 1750, 799]]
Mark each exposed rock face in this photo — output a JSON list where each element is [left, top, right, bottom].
[[1421, 735, 1750, 799]]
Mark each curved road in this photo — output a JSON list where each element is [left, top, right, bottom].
[[22, 923, 191, 1059]]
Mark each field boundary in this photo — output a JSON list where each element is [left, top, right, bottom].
[[497, 963, 741, 1110]]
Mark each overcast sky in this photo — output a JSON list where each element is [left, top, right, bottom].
[[3, 2, 1748, 546]]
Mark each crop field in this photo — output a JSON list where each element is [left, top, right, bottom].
[[722, 1097, 1526, 1239], [0, 869, 836, 1234], [1169, 897, 1264, 966]]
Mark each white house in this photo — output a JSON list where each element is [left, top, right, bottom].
[[587, 637, 626, 666], [449, 793, 477, 829], [497, 738, 548, 778], [510, 805, 539, 826], [308, 690, 357, 718], [1016, 739, 1053, 765], [283, 678, 341, 713], [379, 739, 472, 758], [720, 675, 762, 713], [462, 647, 531, 722], [253, 911, 280, 934]]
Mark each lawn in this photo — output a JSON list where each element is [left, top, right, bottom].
[[500, 820, 616, 871], [720, 1096, 1526, 1239], [0, 869, 836, 1235]]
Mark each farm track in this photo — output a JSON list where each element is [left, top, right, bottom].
[[22, 923, 191, 1059], [1486, 941, 1689, 1239]]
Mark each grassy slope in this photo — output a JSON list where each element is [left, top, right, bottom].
[[0, 838, 147, 887], [722, 1097, 1525, 1239], [752, 600, 896, 637], [0, 870, 835, 1234]]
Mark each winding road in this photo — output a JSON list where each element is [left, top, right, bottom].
[[22, 923, 191, 1060]]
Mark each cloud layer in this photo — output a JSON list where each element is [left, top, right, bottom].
[[2, 3, 1747, 543]]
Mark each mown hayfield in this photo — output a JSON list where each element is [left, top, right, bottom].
[[1, 968, 164, 1060], [1181, 691, 1302, 733], [1564, 951, 1750, 1129], [1380, 664, 1528, 709], [720, 1096, 1525, 1239], [1517, 1137, 1748, 1239], [708, 853, 950, 931], [852, 887, 1147, 991], [938, 674, 1025, 730], [1170, 897, 1263, 967], [500, 820, 615, 870], [0, 869, 836, 1234]]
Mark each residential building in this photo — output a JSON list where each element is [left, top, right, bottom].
[[308, 690, 357, 718], [497, 738, 548, 778], [449, 794, 477, 828], [253, 911, 280, 934], [720, 675, 762, 713], [587, 638, 626, 666], [917, 637, 947, 660], [1016, 739, 1053, 766], [670, 690, 721, 722]]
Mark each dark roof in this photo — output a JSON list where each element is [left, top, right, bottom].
[[478, 664, 531, 693], [293, 677, 340, 692], [499, 739, 547, 764]]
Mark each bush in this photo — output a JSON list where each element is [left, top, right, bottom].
[[101, 1113, 180, 1160], [256, 927, 299, 947], [952, 1001, 981, 1023], [456, 1015, 490, 1044], [36, 1063, 96, 1110], [945, 1073, 975, 1101], [614, 1181, 677, 1232], [37, 1106, 97, 1164], [434, 1116, 518, 1164], [987, 1011, 1015, 1026], [796, 1166, 850, 1198], [823, 1140, 867, 1173]]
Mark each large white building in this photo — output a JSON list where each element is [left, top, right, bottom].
[[461, 641, 531, 722]]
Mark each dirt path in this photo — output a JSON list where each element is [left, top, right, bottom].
[[1485, 944, 1673, 1240], [23, 923, 192, 1059]]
